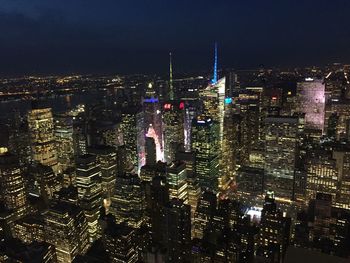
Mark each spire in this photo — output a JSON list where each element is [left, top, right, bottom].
[[169, 52, 174, 100], [211, 42, 218, 84]]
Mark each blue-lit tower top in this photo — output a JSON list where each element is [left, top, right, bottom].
[[211, 42, 218, 84]]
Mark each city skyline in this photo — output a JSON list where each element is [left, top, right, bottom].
[[1, 1, 350, 263]]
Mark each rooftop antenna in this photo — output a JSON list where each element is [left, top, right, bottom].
[[169, 52, 174, 100], [211, 42, 218, 84]]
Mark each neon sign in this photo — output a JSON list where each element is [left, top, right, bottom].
[[179, 102, 184, 110], [164, 103, 172, 110]]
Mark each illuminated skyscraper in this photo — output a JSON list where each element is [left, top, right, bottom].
[[73, 118, 88, 156], [306, 151, 338, 203], [191, 116, 220, 192], [162, 101, 185, 163], [44, 202, 89, 262], [89, 146, 117, 213], [76, 154, 103, 243], [110, 172, 145, 228], [166, 161, 188, 203], [296, 78, 325, 131], [28, 163, 59, 201], [120, 107, 145, 172], [0, 150, 27, 218], [13, 214, 45, 244], [220, 99, 236, 187], [257, 194, 291, 262], [54, 113, 74, 173], [264, 116, 302, 200], [143, 83, 164, 162], [324, 101, 350, 140], [28, 107, 58, 174], [336, 150, 350, 210]]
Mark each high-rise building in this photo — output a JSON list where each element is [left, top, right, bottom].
[[162, 199, 191, 262], [110, 173, 145, 228], [140, 161, 166, 183], [54, 113, 74, 173], [166, 161, 188, 203], [257, 194, 291, 262], [88, 146, 117, 211], [143, 83, 163, 162], [120, 107, 145, 172], [193, 191, 217, 239], [0, 239, 57, 263], [264, 116, 302, 200], [324, 101, 350, 140], [0, 150, 27, 218], [13, 214, 45, 244], [73, 117, 88, 156], [76, 154, 103, 243], [306, 151, 338, 203], [162, 101, 185, 163], [44, 202, 89, 263], [296, 79, 325, 131], [148, 176, 169, 245], [220, 99, 236, 187], [236, 166, 264, 204], [28, 107, 58, 174], [103, 221, 139, 263], [191, 116, 220, 192], [28, 163, 59, 201], [145, 136, 156, 166], [8, 115, 32, 167], [336, 150, 350, 210]]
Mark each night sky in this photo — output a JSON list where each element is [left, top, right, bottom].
[[1, 0, 350, 76]]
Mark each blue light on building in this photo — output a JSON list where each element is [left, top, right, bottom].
[[225, 97, 232, 104], [144, 97, 159, 103]]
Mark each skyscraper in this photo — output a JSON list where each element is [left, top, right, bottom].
[[88, 146, 117, 212], [120, 107, 145, 172], [110, 172, 145, 228], [76, 154, 103, 243], [54, 113, 74, 173], [166, 161, 188, 203], [191, 116, 220, 192], [296, 78, 325, 131], [257, 194, 291, 262], [162, 101, 185, 163], [0, 150, 27, 218], [306, 150, 338, 203], [44, 202, 89, 262], [162, 199, 191, 262], [103, 221, 139, 263], [28, 107, 58, 174], [143, 83, 164, 162], [264, 116, 302, 200]]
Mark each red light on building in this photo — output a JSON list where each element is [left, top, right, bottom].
[[164, 103, 172, 110], [271, 96, 277, 100], [179, 102, 184, 110]]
